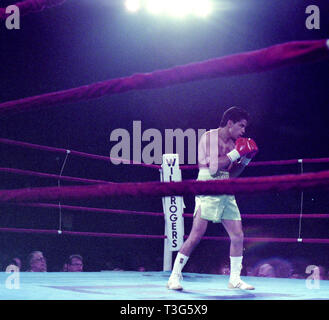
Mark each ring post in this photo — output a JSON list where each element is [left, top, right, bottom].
[[160, 154, 184, 271]]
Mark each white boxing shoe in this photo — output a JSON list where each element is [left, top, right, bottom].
[[228, 279, 255, 290], [167, 273, 183, 291]]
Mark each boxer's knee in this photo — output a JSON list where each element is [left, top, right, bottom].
[[230, 230, 244, 245]]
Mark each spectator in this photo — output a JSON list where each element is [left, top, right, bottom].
[[251, 258, 292, 278], [1, 257, 22, 271], [26, 251, 47, 272], [3, 256, 22, 271], [66, 254, 83, 272], [257, 263, 276, 278], [12, 257, 22, 270]]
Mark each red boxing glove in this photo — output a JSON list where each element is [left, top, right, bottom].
[[245, 138, 258, 159], [227, 138, 258, 162], [241, 138, 258, 165]]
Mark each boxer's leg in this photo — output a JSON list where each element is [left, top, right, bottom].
[[167, 206, 208, 290], [222, 219, 254, 290]]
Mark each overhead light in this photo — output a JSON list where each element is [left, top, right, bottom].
[[124, 0, 213, 18], [164, 0, 191, 18], [125, 0, 141, 12], [145, 0, 165, 15], [191, 0, 212, 17]]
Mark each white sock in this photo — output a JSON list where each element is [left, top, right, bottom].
[[229, 256, 243, 284], [171, 252, 189, 276]]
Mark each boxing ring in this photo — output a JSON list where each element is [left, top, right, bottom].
[[1, 0, 329, 301], [0, 138, 328, 300]]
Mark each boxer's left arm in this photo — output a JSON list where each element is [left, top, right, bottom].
[[229, 160, 247, 177], [229, 138, 258, 178]]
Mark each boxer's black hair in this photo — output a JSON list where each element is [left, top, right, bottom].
[[220, 106, 250, 127]]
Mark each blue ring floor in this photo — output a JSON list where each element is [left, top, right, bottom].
[[0, 271, 328, 300]]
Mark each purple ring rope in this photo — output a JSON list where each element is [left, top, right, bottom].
[[0, 0, 66, 20], [0, 170, 328, 203], [184, 213, 329, 219], [13, 202, 165, 217], [0, 40, 328, 114], [0, 138, 160, 169], [0, 167, 113, 185], [7, 202, 329, 219], [198, 236, 329, 244], [249, 158, 329, 166], [240, 213, 329, 219], [180, 157, 329, 170], [1, 138, 329, 171], [0, 227, 165, 239], [1, 227, 328, 244]]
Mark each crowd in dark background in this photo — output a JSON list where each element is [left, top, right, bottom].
[[1, 244, 329, 281]]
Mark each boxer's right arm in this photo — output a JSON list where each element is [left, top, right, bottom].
[[199, 131, 231, 176]]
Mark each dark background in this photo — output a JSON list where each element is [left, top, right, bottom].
[[0, 0, 328, 273]]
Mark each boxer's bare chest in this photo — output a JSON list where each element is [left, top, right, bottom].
[[205, 129, 234, 157]]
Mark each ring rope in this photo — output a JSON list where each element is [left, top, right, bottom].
[[0, 170, 328, 203], [0, 138, 160, 169], [0, 227, 166, 239], [0, 0, 66, 20], [199, 236, 329, 244], [249, 158, 329, 166], [0, 40, 328, 114], [180, 157, 329, 170], [240, 214, 329, 219], [0, 167, 113, 185], [1, 138, 329, 170], [0, 227, 328, 244], [12, 202, 165, 217], [1, 161, 328, 185], [3, 202, 329, 219]]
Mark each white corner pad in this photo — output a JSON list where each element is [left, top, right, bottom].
[[326, 39, 329, 50]]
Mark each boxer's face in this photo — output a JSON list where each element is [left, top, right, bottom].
[[228, 119, 247, 140]]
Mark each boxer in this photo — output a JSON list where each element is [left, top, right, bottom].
[[167, 106, 258, 291]]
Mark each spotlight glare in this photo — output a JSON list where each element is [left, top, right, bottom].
[[145, 0, 165, 15], [165, 0, 191, 18], [125, 0, 140, 12], [192, 0, 212, 17]]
